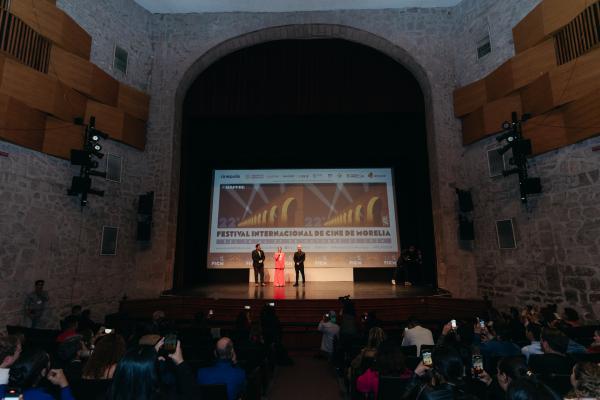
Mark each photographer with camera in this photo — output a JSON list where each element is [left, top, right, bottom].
[[317, 311, 340, 360]]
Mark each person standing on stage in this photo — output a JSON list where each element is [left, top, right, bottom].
[[293, 244, 306, 287], [274, 247, 286, 287], [252, 244, 266, 287], [404, 244, 423, 286], [25, 279, 49, 328]]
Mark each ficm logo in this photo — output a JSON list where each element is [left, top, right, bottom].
[[221, 174, 240, 179]]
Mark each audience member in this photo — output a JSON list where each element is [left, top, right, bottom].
[[566, 362, 600, 400], [562, 308, 581, 328], [56, 335, 88, 383], [75, 333, 126, 400], [476, 356, 529, 399], [6, 350, 75, 400], [402, 316, 434, 354], [473, 321, 520, 359], [78, 309, 99, 333], [24, 280, 49, 328], [317, 311, 340, 359], [197, 337, 245, 400], [0, 335, 21, 385], [350, 327, 385, 378], [411, 346, 480, 400], [56, 316, 79, 343], [521, 323, 543, 361], [529, 328, 575, 376], [506, 378, 561, 400], [587, 330, 600, 353], [108, 339, 193, 400], [356, 339, 412, 398]]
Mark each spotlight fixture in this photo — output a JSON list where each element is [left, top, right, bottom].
[[495, 112, 542, 204], [67, 116, 109, 206]]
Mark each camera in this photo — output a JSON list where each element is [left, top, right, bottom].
[[268, 302, 275, 307], [422, 351, 432, 367], [472, 354, 484, 375], [244, 305, 251, 310], [104, 328, 113, 334], [450, 319, 457, 329], [163, 334, 177, 354]]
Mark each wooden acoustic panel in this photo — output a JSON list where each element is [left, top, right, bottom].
[[523, 91, 600, 155], [0, 54, 86, 122], [521, 48, 600, 116], [118, 83, 150, 121], [513, 0, 590, 54], [485, 39, 556, 101], [49, 46, 119, 106], [522, 111, 569, 155], [453, 79, 487, 118], [85, 100, 146, 150], [9, 0, 91, 59], [0, 93, 46, 151], [563, 90, 600, 143], [43, 116, 84, 159], [462, 94, 522, 145]]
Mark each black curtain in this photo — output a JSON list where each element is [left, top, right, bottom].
[[174, 39, 435, 288]]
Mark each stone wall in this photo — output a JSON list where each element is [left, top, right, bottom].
[[0, 0, 155, 328], [453, 0, 600, 321], [3, 0, 597, 328]]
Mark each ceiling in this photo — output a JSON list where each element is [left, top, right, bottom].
[[133, 0, 463, 13]]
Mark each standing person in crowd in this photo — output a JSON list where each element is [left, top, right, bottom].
[[273, 246, 286, 287], [402, 316, 434, 355], [318, 311, 340, 360], [251, 244, 265, 287], [24, 280, 49, 328], [392, 245, 422, 286], [293, 244, 306, 287]]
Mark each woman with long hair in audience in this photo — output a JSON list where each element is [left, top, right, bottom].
[[476, 356, 529, 399], [566, 361, 600, 399], [107, 339, 194, 400], [74, 333, 127, 399], [349, 326, 386, 380], [5, 350, 75, 399], [356, 339, 412, 398]]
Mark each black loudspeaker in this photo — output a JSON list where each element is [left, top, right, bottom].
[[522, 177, 542, 194], [456, 189, 473, 212], [459, 216, 474, 241], [137, 192, 154, 241]]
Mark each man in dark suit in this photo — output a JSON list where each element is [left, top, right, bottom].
[[293, 244, 306, 287], [251, 243, 266, 286]]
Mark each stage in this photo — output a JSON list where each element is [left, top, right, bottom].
[[174, 281, 440, 300]]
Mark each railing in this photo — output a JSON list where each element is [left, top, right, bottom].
[[0, 7, 51, 73], [554, 1, 600, 65]]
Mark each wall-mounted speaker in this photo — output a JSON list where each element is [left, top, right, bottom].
[[456, 189, 473, 212], [137, 192, 154, 241], [459, 215, 474, 241], [101, 226, 119, 255], [496, 219, 516, 249]]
